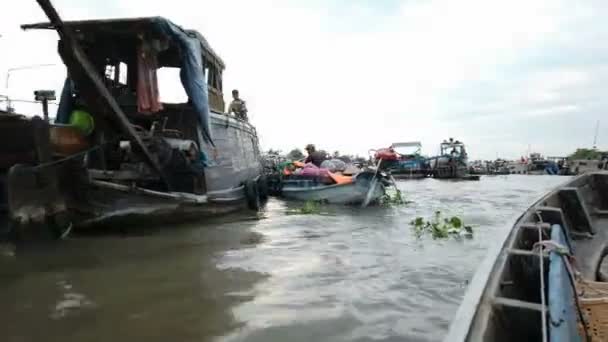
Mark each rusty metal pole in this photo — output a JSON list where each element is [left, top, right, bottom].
[[42, 98, 49, 121]]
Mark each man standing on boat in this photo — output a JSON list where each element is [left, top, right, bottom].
[[227, 89, 248, 121], [304, 144, 327, 167]]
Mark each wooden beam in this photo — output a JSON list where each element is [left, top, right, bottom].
[[34, 0, 172, 190], [492, 296, 545, 312], [90, 180, 208, 204]]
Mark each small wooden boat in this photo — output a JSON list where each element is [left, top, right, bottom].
[[279, 171, 387, 205], [445, 171, 608, 341]]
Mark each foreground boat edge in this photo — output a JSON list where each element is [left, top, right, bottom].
[[444, 173, 581, 341]]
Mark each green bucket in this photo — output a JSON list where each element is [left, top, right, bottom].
[[68, 109, 94, 136]]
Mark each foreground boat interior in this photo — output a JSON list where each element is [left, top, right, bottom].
[[447, 171, 608, 341]]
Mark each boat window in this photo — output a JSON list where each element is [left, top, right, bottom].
[[207, 64, 214, 88], [204, 62, 223, 92], [105, 65, 114, 79], [157, 67, 189, 103], [104, 65, 115, 80], [104, 62, 128, 86], [118, 62, 128, 85]]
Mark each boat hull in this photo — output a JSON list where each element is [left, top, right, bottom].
[[0, 112, 263, 238], [445, 172, 608, 341], [75, 185, 249, 229], [200, 112, 262, 192], [281, 172, 386, 205], [391, 171, 428, 179], [384, 158, 430, 180]]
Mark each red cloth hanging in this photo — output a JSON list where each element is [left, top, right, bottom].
[[137, 41, 163, 114]]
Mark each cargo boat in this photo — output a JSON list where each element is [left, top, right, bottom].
[[428, 138, 480, 180], [386, 142, 430, 179], [1, 1, 265, 239]]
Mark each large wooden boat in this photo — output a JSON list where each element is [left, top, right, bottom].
[[0, 1, 265, 239]]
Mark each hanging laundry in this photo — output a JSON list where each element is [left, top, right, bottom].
[[137, 40, 163, 113]]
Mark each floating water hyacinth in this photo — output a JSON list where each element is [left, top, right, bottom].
[[380, 189, 412, 206], [410, 211, 473, 239], [286, 200, 324, 215]]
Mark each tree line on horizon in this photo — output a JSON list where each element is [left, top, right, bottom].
[[567, 148, 608, 160], [266, 147, 608, 163]]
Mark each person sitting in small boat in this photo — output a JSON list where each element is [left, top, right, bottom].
[[227, 89, 248, 121], [304, 144, 327, 167]]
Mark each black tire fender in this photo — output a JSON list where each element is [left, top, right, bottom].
[[257, 175, 269, 200], [49, 212, 73, 239], [244, 179, 261, 211]]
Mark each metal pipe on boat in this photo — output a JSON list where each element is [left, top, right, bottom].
[[90, 180, 208, 204]]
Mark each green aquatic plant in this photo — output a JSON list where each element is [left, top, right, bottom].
[[410, 211, 473, 239], [380, 189, 412, 206], [287, 200, 323, 215]]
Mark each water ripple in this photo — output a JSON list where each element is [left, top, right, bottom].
[[218, 175, 568, 342], [0, 175, 569, 342]]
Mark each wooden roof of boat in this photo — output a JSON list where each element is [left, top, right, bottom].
[[21, 16, 225, 69]]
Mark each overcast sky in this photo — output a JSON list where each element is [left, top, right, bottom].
[[1, 0, 606, 160]]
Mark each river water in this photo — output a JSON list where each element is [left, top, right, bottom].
[[0, 175, 569, 342]]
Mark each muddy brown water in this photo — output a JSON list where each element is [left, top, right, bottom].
[[0, 175, 569, 342]]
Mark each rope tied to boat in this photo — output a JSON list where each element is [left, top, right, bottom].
[[535, 211, 575, 253], [533, 240, 571, 257]]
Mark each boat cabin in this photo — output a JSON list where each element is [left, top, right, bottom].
[[440, 138, 467, 160], [390, 141, 422, 159], [22, 17, 227, 133], [20, 17, 232, 193]]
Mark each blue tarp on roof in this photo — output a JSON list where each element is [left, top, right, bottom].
[[154, 18, 214, 147]]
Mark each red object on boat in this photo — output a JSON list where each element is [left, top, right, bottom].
[[374, 147, 398, 161], [137, 41, 163, 114]]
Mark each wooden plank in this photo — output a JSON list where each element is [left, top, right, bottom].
[[558, 187, 594, 234], [593, 208, 608, 216], [492, 296, 545, 312], [507, 248, 548, 258], [34, 0, 171, 190], [88, 169, 156, 181], [520, 222, 551, 230], [90, 180, 207, 204]]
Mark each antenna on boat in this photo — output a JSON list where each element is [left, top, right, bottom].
[[593, 120, 600, 150], [3, 63, 56, 113]]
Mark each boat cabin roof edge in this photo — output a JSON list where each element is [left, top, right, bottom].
[[21, 16, 225, 69], [391, 141, 422, 148]]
